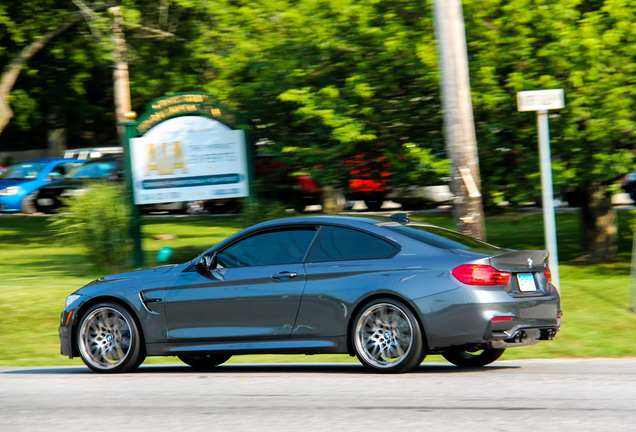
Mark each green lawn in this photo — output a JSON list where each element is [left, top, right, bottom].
[[1, 209, 635, 367]]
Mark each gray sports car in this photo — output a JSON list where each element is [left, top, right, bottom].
[[59, 214, 561, 373]]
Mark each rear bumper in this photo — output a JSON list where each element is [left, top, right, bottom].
[[417, 283, 561, 351]]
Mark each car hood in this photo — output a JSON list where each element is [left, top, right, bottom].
[[76, 264, 186, 297]]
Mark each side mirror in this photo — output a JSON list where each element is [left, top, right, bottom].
[[196, 252, 218, 273]]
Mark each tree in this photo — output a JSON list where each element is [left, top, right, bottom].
[[173, 0, 449, 204], [0, 1, 204, 151], [464, 0, 636, 262], [0, 1, 115, 139]]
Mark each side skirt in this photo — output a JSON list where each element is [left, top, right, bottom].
[[146, 336, 348, 356]]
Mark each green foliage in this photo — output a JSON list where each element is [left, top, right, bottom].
[[175, 0, 443, 187], [1, 0, 635, 259], [49, 183, 133, 272], [464, 0, 636, 204], [239, 197, 289, 227]]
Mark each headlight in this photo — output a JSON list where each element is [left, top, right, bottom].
[[65, 294, 82, 308], [0, 186, 20, 196]]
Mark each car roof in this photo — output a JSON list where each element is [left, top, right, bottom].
[[81, 156, 122, 164], [15, 158, 78, 164], [247, 215, 430, 231], [253, 215, 384, 227]]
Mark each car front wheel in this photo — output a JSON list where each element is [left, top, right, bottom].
[[20, 193, 37, 214], [77, 302, 145, 373], [442, 348, 505, 367], [352, 299, 425, 373]]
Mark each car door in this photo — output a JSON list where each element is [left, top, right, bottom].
[[294, 225, 400, 338], [165, 227, 317, 342]]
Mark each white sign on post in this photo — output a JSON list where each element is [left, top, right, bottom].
[[130, 115, 249, 205], [517, 89, 565, 112]]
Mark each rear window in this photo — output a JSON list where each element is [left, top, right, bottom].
[[385, 225, 502, 251]]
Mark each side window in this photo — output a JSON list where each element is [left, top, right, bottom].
[[307, 226, 397, 262], [54, 162, 76, 176], [218, 228, 317, 268]]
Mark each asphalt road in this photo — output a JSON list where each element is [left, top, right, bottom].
[[1, 358, 635, 432]]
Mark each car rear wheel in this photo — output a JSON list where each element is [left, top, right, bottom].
[[178, 354, 232, 369], [77, 302, 145, 373], [352, 299, 425, 373], [442, 348, 505, 367]]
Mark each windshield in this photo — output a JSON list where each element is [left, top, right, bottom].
[[1, 162, 48, 180], [385, 225, 502, 251], [71, 161, 118, 179]]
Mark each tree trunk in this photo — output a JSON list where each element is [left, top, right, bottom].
[[321, 185, 345, 214], [580, 182, 617, 263]]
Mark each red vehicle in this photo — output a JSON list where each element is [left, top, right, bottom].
[[254, 153, 393, 211], [344, 154, 391, 211], [254, 155, 321, 211]]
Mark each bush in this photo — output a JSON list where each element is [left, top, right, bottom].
[[50, 182, 133, 272]]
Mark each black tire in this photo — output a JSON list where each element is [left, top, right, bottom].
[[364, 199, 383, 211], [178, 354, 232, 370], [352, 299, 425, 373], [20, 193, 37, 214], [77, 302, 145, 373], [442, 348, 505, 367]]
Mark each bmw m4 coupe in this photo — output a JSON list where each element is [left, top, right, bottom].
[[59, 214, 561, 373]]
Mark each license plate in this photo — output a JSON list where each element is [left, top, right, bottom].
[[37, 198, 53, 206], [517, 273, 537, 292]]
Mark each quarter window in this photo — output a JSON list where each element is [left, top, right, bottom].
[[307, 226, 397, 262]]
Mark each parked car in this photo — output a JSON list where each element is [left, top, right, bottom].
[[34, 157, 124, 214], [59, 213, 561, 374], [388, 185, 454, 209], [343, 154, 391, 211], [254, 154, 322, 211], [62, 147, 123, 161], [34, 156, 207, 215], [0, 158, 84, 213]]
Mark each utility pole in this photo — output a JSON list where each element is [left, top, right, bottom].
[[432, 0, 486, 240], [110, 6, 132, 136], [110, 6, 142, 268]]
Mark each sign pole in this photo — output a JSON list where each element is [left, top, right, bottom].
[[537, 110, 560, 291], [517, 89, 564, 293], [122, 117, 143, 268]]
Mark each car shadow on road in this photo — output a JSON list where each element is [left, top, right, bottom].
[[1, 363, 519, 375]]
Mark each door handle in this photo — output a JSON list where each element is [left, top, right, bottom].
[[272, 271, 298, 280]]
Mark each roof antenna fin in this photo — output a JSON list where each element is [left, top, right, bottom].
[[389, 213, 409, 225]]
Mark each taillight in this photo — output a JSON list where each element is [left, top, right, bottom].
[[544, 267, 552, 282], [452, 264, 511, 286]]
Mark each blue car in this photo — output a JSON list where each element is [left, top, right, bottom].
[[0, 158, 84, 213]]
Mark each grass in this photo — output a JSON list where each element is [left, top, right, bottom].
[[1, 209, 635, 368]]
